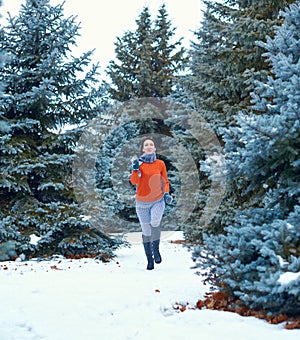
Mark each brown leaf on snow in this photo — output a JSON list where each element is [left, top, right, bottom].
[[203, 291, 228, 310], [50, 265, 63, 270], [268, 314, 289, 324], [169, 240, 186, 244], [285, 320, 300, 330], [195, 290, 300, 330], [196, 300, 205, 309], [211, 292, 227, 301]]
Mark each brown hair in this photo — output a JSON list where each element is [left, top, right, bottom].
[[140, 136, 156, 154]]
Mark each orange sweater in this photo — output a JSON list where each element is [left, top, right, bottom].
[[130, 159, 170, 202]]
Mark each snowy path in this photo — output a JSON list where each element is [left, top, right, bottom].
[[0, 232, 299, 340]]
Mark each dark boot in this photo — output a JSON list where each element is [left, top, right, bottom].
[[152, 239, 161, 264], [151, 226, 162, 264], [142, 235, 154, 270]]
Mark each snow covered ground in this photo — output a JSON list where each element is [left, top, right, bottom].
[[1, 231, 299, 340]]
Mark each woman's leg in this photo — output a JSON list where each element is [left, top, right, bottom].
[[136, 206, 151, 238], [150, 199, 165, 263], [136, 205, 154, 270]]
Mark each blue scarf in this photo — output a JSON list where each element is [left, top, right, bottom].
[[139, 152, 156, 163]]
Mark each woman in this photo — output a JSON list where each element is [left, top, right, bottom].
[[130, 137, 172, 270]]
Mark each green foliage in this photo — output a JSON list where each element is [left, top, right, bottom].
[[92, 99, 178, 233], [183, 0, 295, 126], [0, 241, 17, 261], [195, 1, 300, 316], [180, 0, 296, 239], [198, 208, 300, 316], [106, 5, 187, 101], [0, 0, 119, 260]]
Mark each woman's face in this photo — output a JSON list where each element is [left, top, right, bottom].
[[142, 139, 156, 154]]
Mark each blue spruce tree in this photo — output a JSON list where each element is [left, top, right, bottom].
[[197, 1, 300, 316], [0, 0, 119, 260], [0, 0, 17, 261], [177, 0, 296, 241]]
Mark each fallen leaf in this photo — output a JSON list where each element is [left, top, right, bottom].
[[285, 321, 300, 330]]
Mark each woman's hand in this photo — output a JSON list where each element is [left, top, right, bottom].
[[131, 156, 140, 171], [164, 192, 173, 205]]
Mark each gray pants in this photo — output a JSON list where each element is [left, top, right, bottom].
[[136, 198, 165, 242]]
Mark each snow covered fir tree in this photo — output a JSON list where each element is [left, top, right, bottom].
[[0, 0, 299, 323], [182, 0, 295, 128], [179, 0, 296, 241], [195, 1, 300, 316], [0, 0, 4, 92], [0, 0, 119, 260]]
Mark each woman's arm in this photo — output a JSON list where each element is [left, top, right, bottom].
[[161, 161, 170, 193], [130, 170, 139, 185]]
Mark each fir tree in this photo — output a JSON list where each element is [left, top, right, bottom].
[[0, 0, 5, 90], [181, 0, 296, 240], [106, 5, 186, 101], [184, 0, 295, 128], [92, 98, 177, 234], [100, 6, 187, 233], [196, 1, 300, 316], [0, 0, 119, 260]]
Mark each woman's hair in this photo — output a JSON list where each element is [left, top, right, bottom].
[[140, 136, 156, 154]]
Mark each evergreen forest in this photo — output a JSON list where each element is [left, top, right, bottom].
[[0, 0, 299, 319]]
